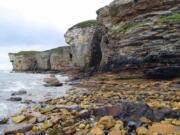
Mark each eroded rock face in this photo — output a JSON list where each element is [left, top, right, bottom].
[[64, 22, 103, 71], [9, 54, 37, 71], [65, 25, 96, 70], [50, 46, 72, 70], [97, 0, 180, 79], [9, 46, 72, 72]]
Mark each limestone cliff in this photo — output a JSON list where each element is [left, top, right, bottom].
[[64, 0, 180, 78], [9, 46, 72, 72], [64, 20, 102, 71], [9, 0, 180, 79]]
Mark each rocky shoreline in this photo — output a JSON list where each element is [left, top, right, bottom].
[[5, 0, 180, 134], [2, 72, 180, 135]]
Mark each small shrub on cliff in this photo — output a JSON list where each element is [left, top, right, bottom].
[[159, 13, 180, 23], [13, 51, 40, 56], [73, 20, 97, 28]]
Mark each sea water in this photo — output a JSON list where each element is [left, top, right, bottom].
[[0, 70, 71, 133]]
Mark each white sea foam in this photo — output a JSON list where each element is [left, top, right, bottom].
[[0, 71, 71, 118], [0, 103, 9, 119]]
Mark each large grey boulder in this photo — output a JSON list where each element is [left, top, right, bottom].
[[7, 97, 22, 102]]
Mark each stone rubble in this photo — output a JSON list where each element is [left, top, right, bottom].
[[3, 73, 180, 135]]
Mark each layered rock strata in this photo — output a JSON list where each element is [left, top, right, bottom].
[[96, 0, 180, 79], [9, 46, 72, 72]]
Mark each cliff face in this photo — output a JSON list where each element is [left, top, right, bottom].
[[9, 46, 72, 72], [96, 0, 180, 79], [9, 0, 180, 78], [64, 20, 102, 71], [9, 54, 37, 71]]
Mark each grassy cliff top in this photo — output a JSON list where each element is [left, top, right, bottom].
[[50, 46, 71, 53], [73, 20, 97, 28], [10, 51, 41, 56]]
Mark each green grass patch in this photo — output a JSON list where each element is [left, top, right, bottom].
[[73, 20, 97, 28], [159, 13, 180, 23], [112, 21, 149, 33], [12, 51, 41, 56], [51, 46, 70, 53]]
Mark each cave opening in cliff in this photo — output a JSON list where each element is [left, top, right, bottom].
[[69, 53, 73, 61]]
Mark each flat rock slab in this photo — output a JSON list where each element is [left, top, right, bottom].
[[92, 102, 180, 122], [7, 97, 22, 101], [4, 124, 33, 135]]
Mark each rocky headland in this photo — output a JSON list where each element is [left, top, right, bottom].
[[9, 46, 72, 72], [6, 0, 180, 134]]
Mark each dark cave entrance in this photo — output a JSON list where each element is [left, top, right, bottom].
[[69, 53, 73, 61]]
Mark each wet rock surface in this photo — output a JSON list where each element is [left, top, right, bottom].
[[7, 97, 22, 102]]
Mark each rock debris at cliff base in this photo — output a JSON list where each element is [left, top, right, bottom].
[[3, 72, 180, 135]]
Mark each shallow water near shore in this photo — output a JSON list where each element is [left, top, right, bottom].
[[0, 70, 72, 133]]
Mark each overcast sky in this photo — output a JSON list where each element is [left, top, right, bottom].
[[0, 0, 112, 70]]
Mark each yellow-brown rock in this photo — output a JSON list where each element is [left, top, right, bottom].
[[171, 102, 180, 110], [108, 130, 127, 135], [41, 120, 53, 129], [32, 126, 39, 131], [15, 133, 24, 135], [90, 127, 105, 135], [149, 123, 177, 134], [98, 116, 115, 129], [108, 130, 122, 135], [140, 117, 152, 124], [12, 115, 25, 123], [111, 120, 124, 131], [172, 120, 180, 126], [136, 127, 149, 135]]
